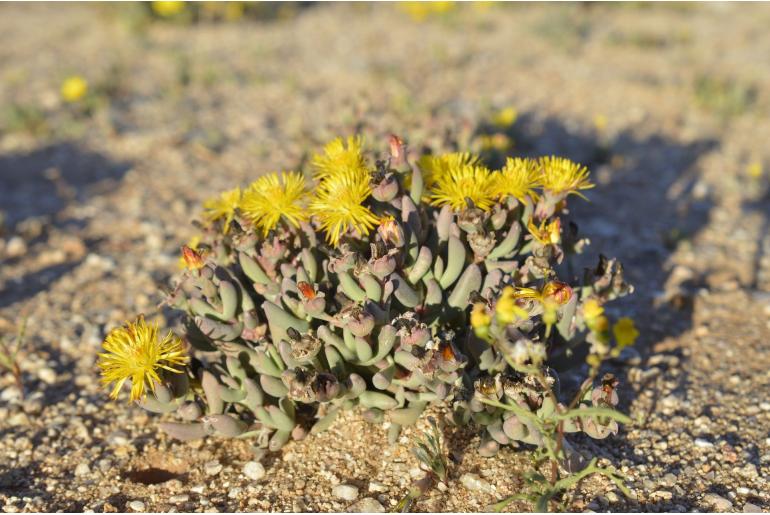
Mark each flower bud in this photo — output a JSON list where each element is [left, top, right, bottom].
[[181, 245, 205, 270]]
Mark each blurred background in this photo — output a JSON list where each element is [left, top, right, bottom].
[[1, 2, 770, 512]]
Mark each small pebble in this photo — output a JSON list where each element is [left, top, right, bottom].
[[128, 500, 145, 512], [38, 367, 57, 385], [204, 460, 222, 476], [744, 503, 761, 512], [169, 495, 189, 503], [74, 463, 91, 477], [694, 438, 714, 448], [243, 461, 265, 481], [703, 493, 733, 512], [368, 481, 388, 493], [332, 484, 359, 501], [460, 473, 493, 493], [348, 498, 385, 513]]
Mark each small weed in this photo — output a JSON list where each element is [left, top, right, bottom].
[[0, 318, 28, 397]]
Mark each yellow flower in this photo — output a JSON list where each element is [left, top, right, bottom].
[[418, 152, 479, 190], [398, 1, 455, 22], [61, 76, 88, 103], [203, 187, 241, 234], [98, 316, 188, 403], [491, 157, 541, 203], [538, 156, 594, 198], [747, 161, 763, 179], [309, 167, 379, 246], [593, 113, 608, 132], [492, 106, 517, 128], [152, 1, 185, 17], [593, 315, 609, 333], [479, 134, 511, 152], [312, 136, 367, 181], [495, 286, 529, 325], [612, 317, 639, 348], [429, 162, 497, 212], [582, 298, 604, 324], [240, 172, 308, 236], [470, 303, 491, 329], [527, 217, 561, 246]]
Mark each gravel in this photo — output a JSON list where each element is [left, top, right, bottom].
[[1, 2, 769, 513]]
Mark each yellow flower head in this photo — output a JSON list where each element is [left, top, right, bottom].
[[492, 157, 541, 203], [429, 162, 497, 212], [527, 217, 561, 246], [418, 152, 479, 190], [470, 303, 492, 329], [240, 172, 308, 236], [203, 187, 241, 234], [495, 286, 530, 325], [612, 317, 639, 348], [312, 136, 367, 181], [539, 156, 594, 198], [492, 106, 517, 128], [309, 167, 379, 246], [152, 1, 185, 17], [582, 298, 604, 323], [61, 76, 88, 103], [98, 316, 188, 403]]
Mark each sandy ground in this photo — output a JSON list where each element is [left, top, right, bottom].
[[1, 2, 770, 512]]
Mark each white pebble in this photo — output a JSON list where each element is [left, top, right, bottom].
[[203, 460, 222, 476], [38, 367, 57, 385], [128, 500, 145, 512], [169, 495, 189, 503], [368, 481, 388, 493], [460, 473, 494, 493], [694, 438, 714, 448], [332, 484, 359, 501], [348, 497, 385, 513], [74, 463, 91, 477], [242, 461, 265, 481]]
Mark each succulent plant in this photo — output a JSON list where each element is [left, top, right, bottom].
[[98, 133, 636, 458]]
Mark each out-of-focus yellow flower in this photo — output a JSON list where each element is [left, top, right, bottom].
[[612, 317, 639, 347], [241, 172, 308, 236], [312, 136, 367, 182], [492, 106, 517, 128], [593, 315, 609, 333], [491, 157, 540, 203], [61, 76, 88, 103], [470, 303, 491, 329], [429, 161, 497, 212], [203, 187, 241, 234], [539, 156, 594, 198], [582, 298, 604, 323], [593, 113, 608, 133], [398, 1, 455, 22], [310, 166, 379, 246], [527, 217, 561, 246], [747, 161, 763, 179], [479, 134, 512, 152], [495, 286, 529, 325], [98, 316, 188, 403], [152, 1, 185, 17]]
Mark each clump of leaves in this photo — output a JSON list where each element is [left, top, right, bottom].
[[395, 417, 450, 512]]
